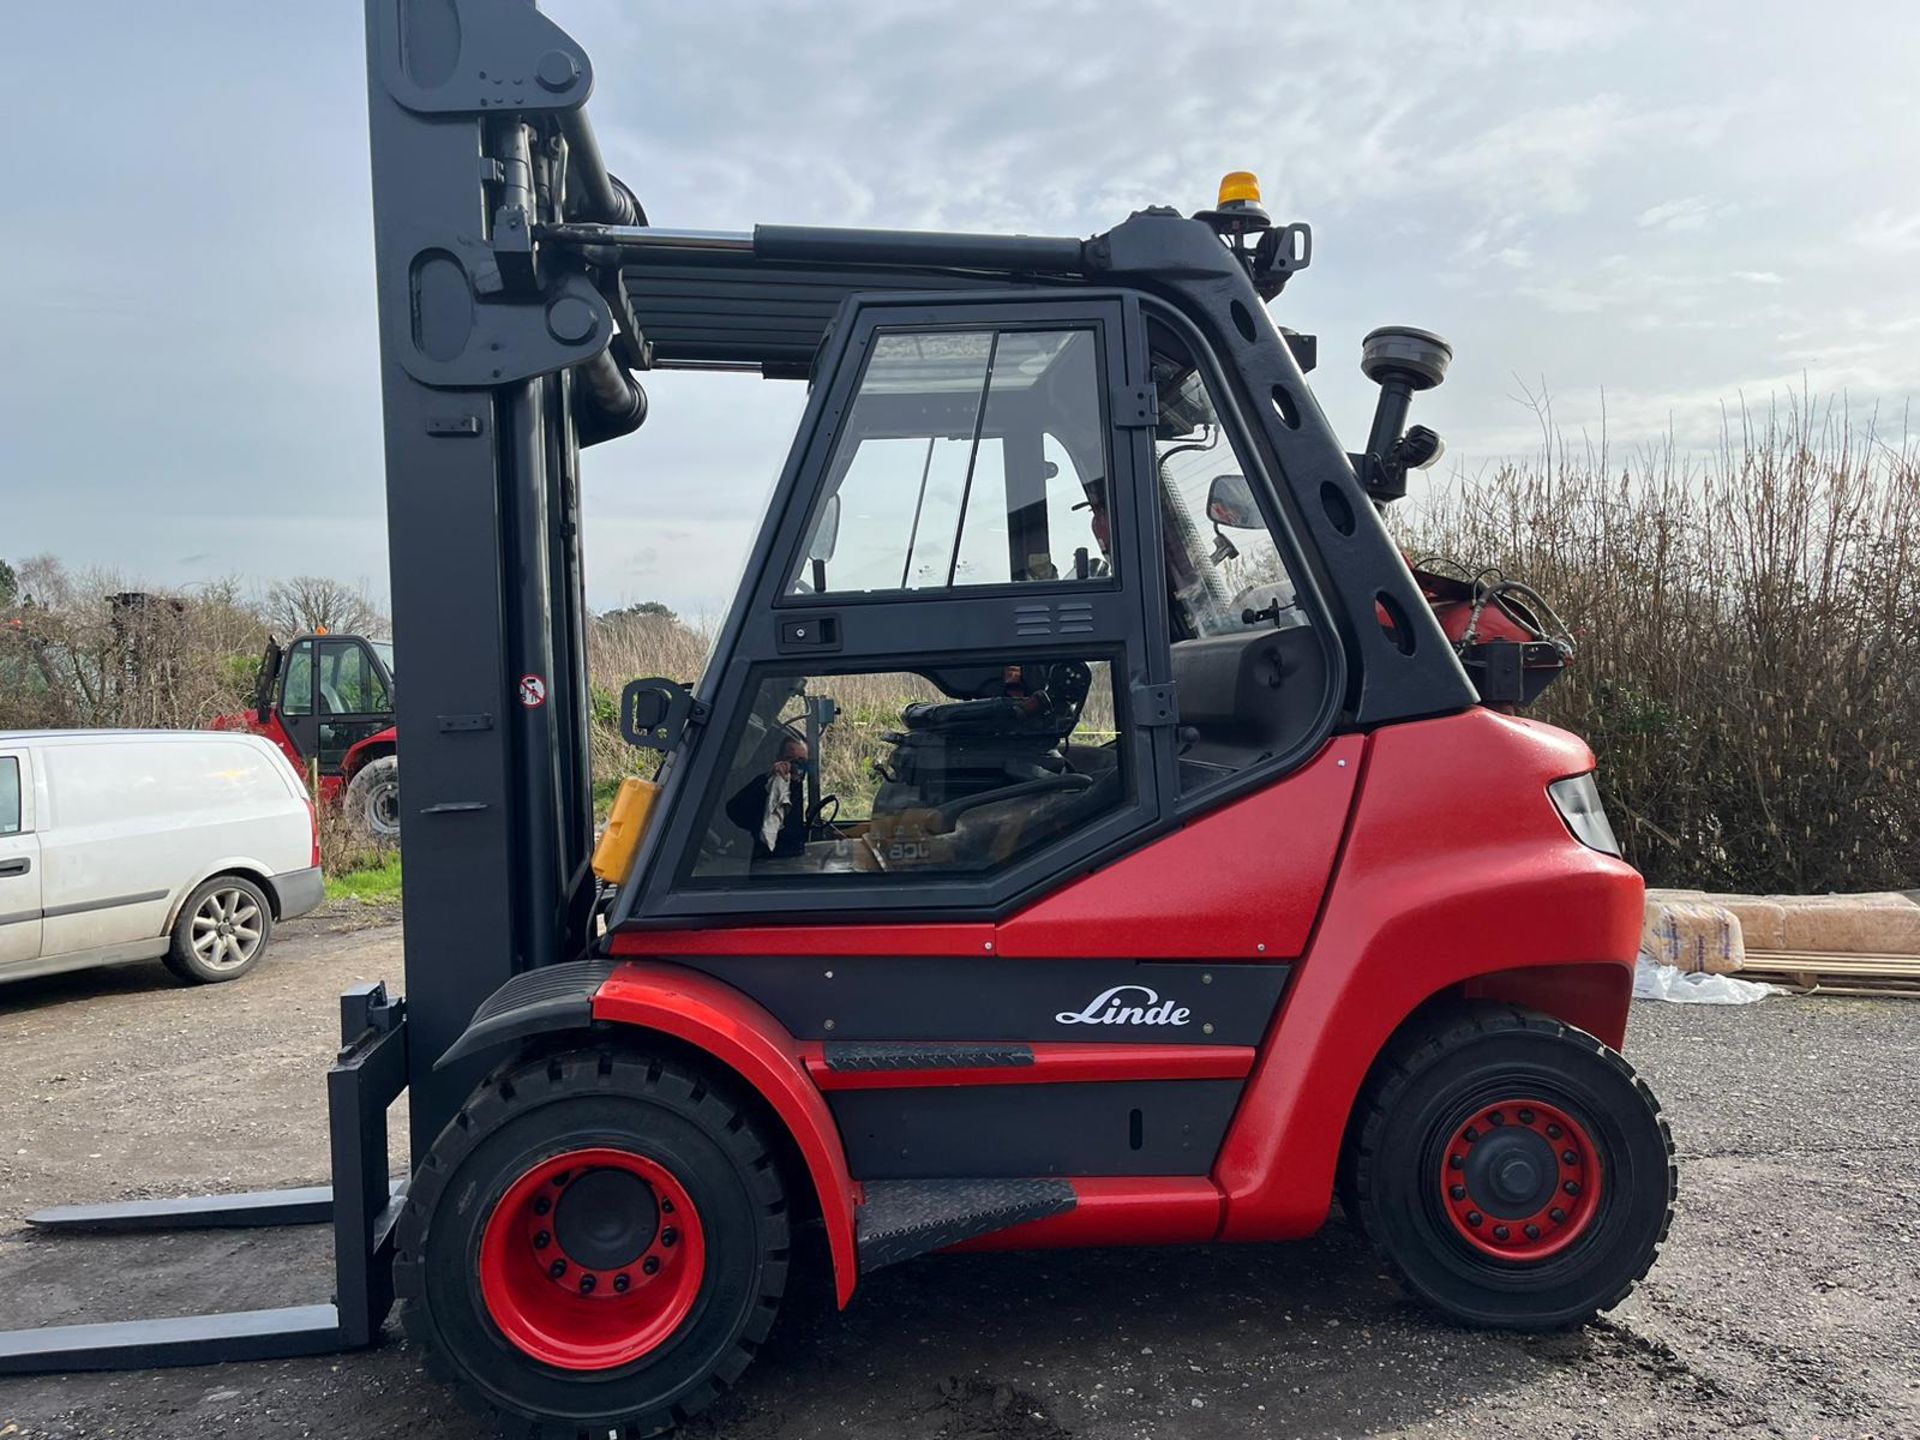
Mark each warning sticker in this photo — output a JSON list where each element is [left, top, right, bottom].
[[518, 674, 548, 708]]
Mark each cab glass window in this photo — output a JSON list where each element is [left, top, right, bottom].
[[1146, 325, 1322, 798], [319, 640, 389, 714], [689, 658, 1125, 881], [791, 328, 1112, 595], [281, 641, 315, 716], [0, 757, 20, 835]]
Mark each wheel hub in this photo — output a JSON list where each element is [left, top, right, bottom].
[[479, 1147, 705, 1370], [1440, 1098, 1602, 1261], [552, 1166, 659, 1271]]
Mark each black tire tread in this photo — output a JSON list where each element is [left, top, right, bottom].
[[393, 1046, 790, 1439], [1346, 1003, 1676, 1329]]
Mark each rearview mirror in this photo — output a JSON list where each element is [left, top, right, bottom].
[[809, 494, 841, 565], [1205, 473, 1261, 529]]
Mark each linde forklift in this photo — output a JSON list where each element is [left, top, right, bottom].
[[0, 2, 1674, 1434]]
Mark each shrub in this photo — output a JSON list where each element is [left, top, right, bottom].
[[1397, 398, 1920, 892]]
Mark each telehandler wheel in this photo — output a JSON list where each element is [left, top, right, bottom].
[[344, 755, 401, 841], [1346, 1006, 1675, 1330], [395, 1048, 790, 1437]]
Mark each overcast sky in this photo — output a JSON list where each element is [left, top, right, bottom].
[[6, 1, 1918, 621]]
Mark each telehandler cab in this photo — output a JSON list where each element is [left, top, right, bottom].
[[0, 3, 1672, 1435]]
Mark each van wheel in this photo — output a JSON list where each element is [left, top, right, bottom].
[[345, 756, 401, 841], [163, 875, 274, 984], [1345, 1006, 1675, 1329]]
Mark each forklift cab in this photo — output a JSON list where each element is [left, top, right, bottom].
[[615, 300, 1338, 922]]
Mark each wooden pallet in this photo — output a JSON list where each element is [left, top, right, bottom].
[[1739, 949, 1920, 997]]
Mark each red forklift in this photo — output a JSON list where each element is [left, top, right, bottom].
[[0, 3, 1671, 1435], [213, 632, 401, 837]]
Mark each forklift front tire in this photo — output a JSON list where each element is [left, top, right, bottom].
[[395, 1047, 790, 1437], [1346, 1006, 1675, 1330]]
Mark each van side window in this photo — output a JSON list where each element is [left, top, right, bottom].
[[0, 758, 19, 835], [282, 641, 315, 716]]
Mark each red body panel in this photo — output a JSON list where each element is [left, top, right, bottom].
[[611, 923, 993, 958], [1213, 709, 1642, 1240], [799, 1042, 1253, 1091], [592, 962, 862, 1306], [341, 726, 398, 780], [951, 1177, 1222, 1251], [995, 737, 1361, 959]]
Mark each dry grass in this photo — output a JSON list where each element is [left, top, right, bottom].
[[1397, 396, 1920, 892]]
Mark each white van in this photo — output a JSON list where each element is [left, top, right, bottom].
[[0, 730, 324, 986]]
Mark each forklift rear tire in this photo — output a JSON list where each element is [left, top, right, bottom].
[[395, 1047, 790, 1438], [1346, 1006, 1675, 1329]]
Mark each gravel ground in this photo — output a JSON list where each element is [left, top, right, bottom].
[[0, 918, 1915, 1439]]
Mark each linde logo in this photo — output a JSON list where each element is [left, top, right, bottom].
[[1054, 984, 1191, 1027]]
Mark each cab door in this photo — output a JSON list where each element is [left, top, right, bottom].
[[313, 637, 395, 774], [625, 292, 1170, 925], [0, 749, 42, 966]]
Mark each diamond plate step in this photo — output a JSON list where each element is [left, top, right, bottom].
[[856, 1178, 1075, 1273]]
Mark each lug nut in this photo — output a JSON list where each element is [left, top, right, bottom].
[[1546, 1124, 1563, 1140], [1562, 1149, 1579, 1165], [1450, 1185, 1467, 1201], [1449, 1155, 1465, 1170], [533, 1197, 551, 1216], [1492, 1224, 1510, 1241], [1524, 1223, 1541, 1240], [1517, 1109, 1536, 1125], [1464, 1127, 1478, 1143], [1564, 1181, 1581, 1196], [1466, 1211, 1483, 1227], [1488, 1111, 1506, 1126], [534, 1230, 551, 1249], [1550, 1207, 1567, 1224], [613, 1273, 631, 1293], [661, 1227, 679, 1248], [549, 1259, 568, 1279], [579, 1274, 597, 1294], [553, 1171, 571, 1188], [660, 1199, 675, 1215], [643, 1256, 661, 1275]]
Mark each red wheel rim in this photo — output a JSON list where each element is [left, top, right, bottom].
[[478, 1147, 706, 1370], [1438, 1098, 1602, 1262]]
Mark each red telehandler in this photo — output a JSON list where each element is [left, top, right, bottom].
[[213, 632, 402, 838], [0, 4, 1670, 1436]]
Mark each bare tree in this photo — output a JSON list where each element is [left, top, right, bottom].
[[263, 576, 385, 638]]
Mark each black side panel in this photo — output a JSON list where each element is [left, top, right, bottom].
[[673, 955, 1288, 1046], [832, 1080, 1243, 1179]]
